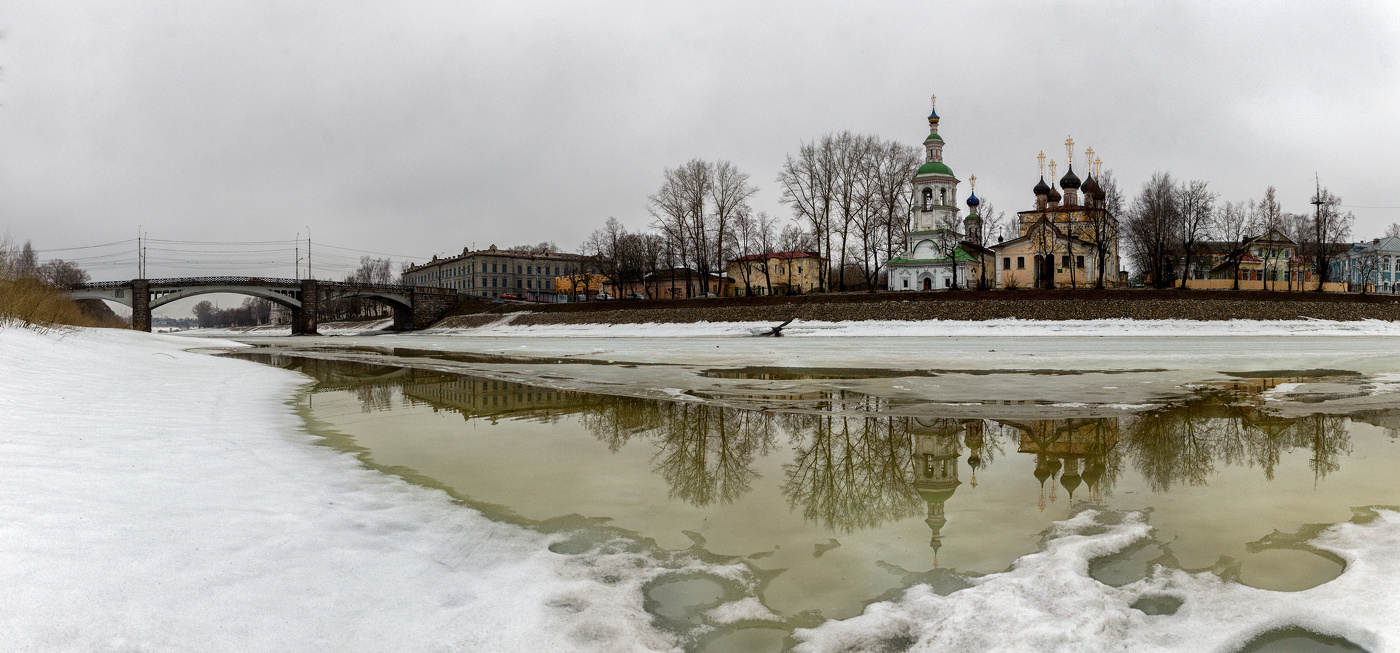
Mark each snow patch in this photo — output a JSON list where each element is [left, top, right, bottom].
[[0, 326, 753, 651], [793, 508, 1400, 652]]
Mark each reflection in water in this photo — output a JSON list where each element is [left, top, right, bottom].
[[235, 352, 1371, 564]]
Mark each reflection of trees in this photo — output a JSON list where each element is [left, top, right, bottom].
[[650, 404, 778, 507], [780, 415, 924, 532], [1122, 403, 1353, 491]]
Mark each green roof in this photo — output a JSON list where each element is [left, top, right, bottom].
[[924, 132, 944, 143], [916, 161, 955, 177]]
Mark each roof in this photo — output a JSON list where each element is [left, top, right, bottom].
[[924, 132, 944, 143], [402, 248, 583, 274], [728, 251, 825, 263], [916, 161, 956, 177]]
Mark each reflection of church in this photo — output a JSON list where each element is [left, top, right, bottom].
[[910, 417, 988, 566], [1004, 418, 1117, 509]]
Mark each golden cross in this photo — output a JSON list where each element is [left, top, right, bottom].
[[1049, 160, 1057, 180], [931, 94, 936, 108], [1065, 136, 1074, 164], [1084, 147, 1094, 172], [969, 174, 976, 192], [1038, 151, 1045, 176], [1094, 157, 1102, 177]]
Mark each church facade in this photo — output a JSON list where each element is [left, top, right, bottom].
[[886, 98, 1121, 291], [885, 98, 994, 291]]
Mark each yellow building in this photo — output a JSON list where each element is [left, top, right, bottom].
[[555, 273, 606, 299], [726, 251, 825, 296], [992, 142, 1121, 289]]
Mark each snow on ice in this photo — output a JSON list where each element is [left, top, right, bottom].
[[0, 327, 750, 652]]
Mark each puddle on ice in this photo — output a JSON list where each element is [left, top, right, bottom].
[[229, 350, 1400, 651], [1236, 548, 1344, 592], [1239, 627, 1366, 652]]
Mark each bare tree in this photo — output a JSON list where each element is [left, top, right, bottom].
[[1252, 186, 1285, 289], [729, 208, 760, 296], [709, 161, 759, 296], [1125, 172, 1178, 288], [649, 160, 713, 297], [1387, 223, 1400, 239], [1089, 171, 1124, 288], [1175, 179, 1216, 286], [1215, 200, 1252, 289], [778, 138, 837, 291], [37, 259, 90, 287], [1307, 180, 1354, 290]]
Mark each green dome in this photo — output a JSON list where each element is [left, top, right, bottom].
[[917, 161, 955, 177], [924, 132, 944, 143]]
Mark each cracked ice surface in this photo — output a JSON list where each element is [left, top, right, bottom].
[[792, 508, 1400, 652], [0, 327, 750, 652]]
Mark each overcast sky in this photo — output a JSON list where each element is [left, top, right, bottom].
[[3, 1, 1399, 315]]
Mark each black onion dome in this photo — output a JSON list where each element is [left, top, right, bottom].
[[1033, 175, 1051, 196], [1048, 185, 1062, 202], [1081, 173, 1100, 197], [1060, 164, 1081, 190]]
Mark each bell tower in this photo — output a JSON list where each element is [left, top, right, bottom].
[[911, 94, 960, 233]]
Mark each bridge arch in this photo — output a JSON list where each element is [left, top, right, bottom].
[[148, 285, 303, 310]]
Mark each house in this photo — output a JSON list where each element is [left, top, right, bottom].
[[726, 251, 825, 296], [1330, 236, 1400, 293]]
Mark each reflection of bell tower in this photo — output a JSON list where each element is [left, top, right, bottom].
[[963, 420, 984, 488], [913, 419, 962, 566]]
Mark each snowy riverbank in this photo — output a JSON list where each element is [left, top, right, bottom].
[[0, 327, 748, 652]]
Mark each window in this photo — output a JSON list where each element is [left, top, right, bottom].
[[1061, 255, 1070, 268], [1076, 255, 1085, 268], [517, 280, 522, 288], [492, 278, 497, 287], [492, 263, 497, 273], [922, 188, 933, 211], [526, 280, 532, 289], [1017, 257, 1025, 269], [797, 266, 803, 274], [903, 279, 909, 288], [940, 188, 947, 205], [517, 265, 522, 274], [1003, 257, 1011, 270], [526, 266, 532, 274]]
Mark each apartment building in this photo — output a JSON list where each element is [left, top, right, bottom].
[[401, 244, 583, 300]]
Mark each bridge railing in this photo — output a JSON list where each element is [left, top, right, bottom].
[[69, 277, 413, 292]]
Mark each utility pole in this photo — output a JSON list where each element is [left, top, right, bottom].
[[305, 225, 312, 280], [296, 232, 301, 280], [1311, 173, 1325, 291]]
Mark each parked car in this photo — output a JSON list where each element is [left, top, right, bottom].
[[624, 293, 645, 300], [500, 293, 518, 300], [595, 293, 614, 301]]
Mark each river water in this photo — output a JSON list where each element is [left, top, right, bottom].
[[228, 345, 1400, 652]]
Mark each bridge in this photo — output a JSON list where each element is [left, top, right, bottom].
[[69, 277, 459, 334]]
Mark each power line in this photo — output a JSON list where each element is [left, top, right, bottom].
[[33, 238, 139, 253], [1340, 205, 1400, 209]]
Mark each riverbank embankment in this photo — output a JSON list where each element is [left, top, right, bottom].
[[433, 290, 1400, 329]]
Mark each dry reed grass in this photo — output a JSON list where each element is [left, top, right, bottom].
[[0, 236, 116, 333]]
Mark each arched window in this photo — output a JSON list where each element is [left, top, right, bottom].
[[940, 188, 947, 205], [922, 187, 933, 210]]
